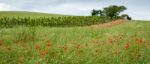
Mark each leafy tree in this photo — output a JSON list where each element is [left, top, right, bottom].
[[91, 5, 129, 20], [99, 10, 104, 16], [121, 14, 132, 20], [91, 9, 104, 16], [91, 9, 100, 16], [103, 5, 127, 19]]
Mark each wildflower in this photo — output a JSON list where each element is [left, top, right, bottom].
[[141, 31, 145, 35], [35, 44, 40, 50], [63, 45, 68, 51], [0, 39, 3, 46], [76, 44, 81, 49], [108, 38, 113, 44], [40, 50, 48, 56], [137, 38, 143, 44], [125, 43, 130, 50], [47, 40, 52, 48]]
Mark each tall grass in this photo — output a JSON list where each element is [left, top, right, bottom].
[[0, 21, 150, 64]]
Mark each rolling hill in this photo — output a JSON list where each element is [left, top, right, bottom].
[[0, 11, 68, 18]]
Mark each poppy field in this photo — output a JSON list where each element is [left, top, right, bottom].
[[0, 21, 150, 64]]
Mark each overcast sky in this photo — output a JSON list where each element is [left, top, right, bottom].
[[0, 0, 149, 20]]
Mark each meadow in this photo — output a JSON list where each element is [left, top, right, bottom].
[[0, 20, 150, 64], [0, 11, 150, 64]]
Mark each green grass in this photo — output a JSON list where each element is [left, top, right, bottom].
[[0, 11, 68, 18], [0, 21, 150, 64]]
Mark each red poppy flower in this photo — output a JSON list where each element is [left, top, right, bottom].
[[47, 40, 52, 48], [63, 45, 68, 51], [137, 38, 143, 44], [35, 44, 40, 50], [76, 44, 81, 49], [0, 39, 3, 46], [125, 43, 130, 50], [40, 50, 48, 56]]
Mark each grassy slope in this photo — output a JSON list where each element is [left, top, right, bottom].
[[0, 21, 150, 64], [0, 11, 67, 18]]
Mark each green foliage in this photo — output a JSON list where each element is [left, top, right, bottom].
[[91, 5, 128, 20], [103, 5, 127, 19], [0, 16, 107, 28], [91, 9, 104, 16], [121, 14, 132, 20]]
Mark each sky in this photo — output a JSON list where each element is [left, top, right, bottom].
[[0, 0, 150, 20]]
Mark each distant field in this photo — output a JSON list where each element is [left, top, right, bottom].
[[0, 11, 67, 18], [0, 20, 150, 64]]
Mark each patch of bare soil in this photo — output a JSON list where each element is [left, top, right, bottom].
[[90, 19, 127, 28]]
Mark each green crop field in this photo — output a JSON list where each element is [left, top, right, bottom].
[[0, 11, 108, 28], [0, 14, 150, 64]]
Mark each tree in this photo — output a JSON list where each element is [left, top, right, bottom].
[[91, 9, 104, 16], [103, 5, 127, 19], [99, 10, 104, 16], [121, 14, 132, 20], [91, 5, 129, 20], [91, 9, 100, 16]]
